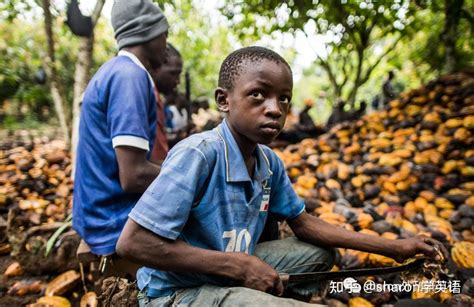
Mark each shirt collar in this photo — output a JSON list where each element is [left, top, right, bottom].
[[215, 119, 273, 183], [117, 50, 155, 87]]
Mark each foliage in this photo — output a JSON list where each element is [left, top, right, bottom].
[[0, 3, 115, 125], [409, 0, 474, 74], [159, 0, 235, 99], [221, 0, 417, 105], [1, 0, 473, 127]]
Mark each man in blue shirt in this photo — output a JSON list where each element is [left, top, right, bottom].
[[117, 47, 447, 305], [73, 0, 168, 278]]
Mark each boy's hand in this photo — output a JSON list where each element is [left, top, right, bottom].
[[233, 253, 284, 296], [392, 236, 448, 263]]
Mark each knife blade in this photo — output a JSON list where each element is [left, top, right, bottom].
[[279, 258, 425, 288]]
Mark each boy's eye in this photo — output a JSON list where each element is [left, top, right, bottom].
[[280, 96, 291, 104], [250, 91, 264, 99]]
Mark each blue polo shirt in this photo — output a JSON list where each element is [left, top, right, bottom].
[[129, 119, 305, 298], [73, 51, 157, 255]]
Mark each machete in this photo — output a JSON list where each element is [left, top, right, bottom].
[[279, 258, 426, 288]]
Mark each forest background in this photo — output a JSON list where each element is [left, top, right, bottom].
[[0, 0, 472, 145]]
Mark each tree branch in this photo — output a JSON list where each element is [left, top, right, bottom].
[[361, 35, 403, 84], [91, 0, 106, 26]]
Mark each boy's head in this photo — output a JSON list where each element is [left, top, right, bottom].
[[152, 44, 183, 95], [216, 46, 293, 146]]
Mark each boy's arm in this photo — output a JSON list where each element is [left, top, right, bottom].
[[116, 219, 285, 295], [288, 211, 448, 263], [115, 146, 160, 193]]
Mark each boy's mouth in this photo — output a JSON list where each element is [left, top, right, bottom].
[[261, 122, 281, 134]]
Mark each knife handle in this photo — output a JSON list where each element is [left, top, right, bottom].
[[279, 273, 289, 290]]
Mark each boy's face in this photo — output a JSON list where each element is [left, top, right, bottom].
[[151, 54, 183, 95], [216, 59, 293, 147]]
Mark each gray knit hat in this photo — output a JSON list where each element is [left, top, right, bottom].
[[111, 0, 169, 50]]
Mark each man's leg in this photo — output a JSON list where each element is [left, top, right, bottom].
[[143, 284, 322, 307], [140, 237, 334, 306], [254, 236, 336, 296]]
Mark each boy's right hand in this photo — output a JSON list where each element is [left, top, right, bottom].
[[232, 253, 284, 296]]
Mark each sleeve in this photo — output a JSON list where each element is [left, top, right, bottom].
[[129, 144, 210, 240], [107, 66, 155, 151], [268, 153, 305, 221]]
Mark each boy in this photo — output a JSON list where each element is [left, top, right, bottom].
[[117, 47, 446, 306], [150, 44, 183, 162]]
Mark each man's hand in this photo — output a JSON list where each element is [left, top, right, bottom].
[[232, 253, 284, 296], [289, 212, 450, 265], [393, 236, 449, 263]]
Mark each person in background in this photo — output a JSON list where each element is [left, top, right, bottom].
[[73, 0, 169, 279], [326, 99, 349, 130], [371, 94, 380, 111], [382, 70, 397, 108], [349, 100, 367, 121], [299, 98, 316, 129], [167, 92, 192, 147], [150, 43, 183, 162]]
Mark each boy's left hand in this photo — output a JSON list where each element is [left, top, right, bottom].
[[393, 236, 448, 263]]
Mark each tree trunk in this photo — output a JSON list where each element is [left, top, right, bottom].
[[41, 0, 70, 147], [71, 0, 105, 179], [442, 0, 464, 73], [347, 48, 365, 107], [71, 36, 94, 179]]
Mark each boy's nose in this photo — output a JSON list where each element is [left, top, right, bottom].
[[264, 99, 282, 118]]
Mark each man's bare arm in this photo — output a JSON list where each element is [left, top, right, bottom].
[[288, 212, 447, 263], [115, 146, 161, 193], [116, 219, 285, 295]]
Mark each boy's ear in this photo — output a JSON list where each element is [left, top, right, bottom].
[[215, 87, 229, 113]]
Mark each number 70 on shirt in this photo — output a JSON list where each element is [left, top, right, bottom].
[[223, 229, 251, 254]]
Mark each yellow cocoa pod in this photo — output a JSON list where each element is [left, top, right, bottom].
[[80, 292, 98, 307], [439, 209, 454, 220], [34, 296, 71, 307], [379, 154, 402, 167], [326, 179, 341, 190], [288, 167, 302, 178], [401, 220, 418, 233], [414, 197, 429, 210], [466, 196, 474, 207], [454, 127, 470, 141], [461, 166, 474, 177], [368, 253, 397, 266], [423, 204, 438, 217], [357, 213, 374, 229], [45, 270, 80, 297], [434, 198, 454, 210], [381, 232, 398, 240], [451, 241, 474, 268], [463, 115, 474, 129], [359, 229, 379, 237], [295, 175, 317, 190], [445, 118, 463, 128], [349, 297, 374, 307], [383, 181, 397, 194], [442, 160, 458, 174], [404, 201, 417, 220]]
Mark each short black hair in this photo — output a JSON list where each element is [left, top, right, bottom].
[[218, 46, 292, 90], [167, 43, 181, 58]]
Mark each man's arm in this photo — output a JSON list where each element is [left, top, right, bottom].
[[288, 212, 447, 263], [116, 219, 285, 295], [115, 146, 161, 193]]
